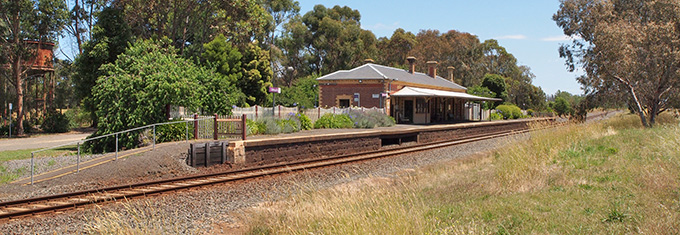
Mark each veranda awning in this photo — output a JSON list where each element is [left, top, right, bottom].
[[391, 86, 501, 101]]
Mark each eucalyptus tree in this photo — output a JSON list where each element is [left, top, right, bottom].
[[554, 0, 680, 127]]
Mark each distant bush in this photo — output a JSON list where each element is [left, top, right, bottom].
[[42, 111, 71, 133], [526, 109, 535, 117], [347, 110, 395, 128], [496, 104, 523, 119], [0, 120, 33, 136], [65, 107, 92, 128], [314, 113, 353, 129], [489, 112, 503, 121]]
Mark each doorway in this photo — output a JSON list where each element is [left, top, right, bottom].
[[403, 100, 414, 124], [339, 99, 350, 108]]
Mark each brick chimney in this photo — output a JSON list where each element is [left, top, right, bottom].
[[406, 56, 416, 74], [447, 66, 455, 82], [427, 61, 438, 78]]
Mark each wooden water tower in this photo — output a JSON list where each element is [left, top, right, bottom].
[[2, 40, 57, 121]]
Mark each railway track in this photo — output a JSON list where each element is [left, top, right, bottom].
[[0, 127, 536, 222]]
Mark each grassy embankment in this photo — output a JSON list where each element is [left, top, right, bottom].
[[0, 147, 76, 184], [244, 113, 680, 234]]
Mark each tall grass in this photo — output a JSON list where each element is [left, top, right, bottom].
[[245, 113, 680, 234], [84, 200, 186, 234]]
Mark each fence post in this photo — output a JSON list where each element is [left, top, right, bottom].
[[255, 105, 258, 119], [77, 142, 81, 173], [241, 114, 247, 140], [318, 107, 321, 119], [213, 113, 218, 140], [185, 121, 188, 142], [193, 113, 198, 140], [153, 125, 156, 150], [30, 152, 34, 185], [115, 133, 119, 160], [278, 105, 281, 119]]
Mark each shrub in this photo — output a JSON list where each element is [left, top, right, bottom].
[[261, 117, 282, 134], [298, 113, 313, 130], [489, 112, 503, 120], [314, 114, 353, 129], [279, 113, 301, 133], [347, 110, 395, 128], [156, 119, 193, 143], [42, 111, 71, 133], [246, 119, 266, 135], [496, 104, 523, 119], [526, 109, 535, 117], [65, 107, 92, 128], [0, 120, 34, 136]]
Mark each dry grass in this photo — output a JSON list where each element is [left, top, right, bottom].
[[245, 113, 680, 234], [83, 200, 187, 235]]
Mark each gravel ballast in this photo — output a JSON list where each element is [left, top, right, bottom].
[[0, 133, 527, 234]]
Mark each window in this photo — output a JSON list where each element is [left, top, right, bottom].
[[416, 98, 428, 113], [339, 99, 350, 108]]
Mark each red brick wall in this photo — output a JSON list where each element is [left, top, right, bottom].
[[319, 83, 385, 108]]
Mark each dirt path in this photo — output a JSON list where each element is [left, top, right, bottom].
[[0, 132, 93, 151]]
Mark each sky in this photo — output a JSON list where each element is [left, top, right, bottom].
[[296, 0, 583, 95]]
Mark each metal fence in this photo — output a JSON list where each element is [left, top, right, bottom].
[[302, 107, 387, 122], [27, 116, 214, 185]]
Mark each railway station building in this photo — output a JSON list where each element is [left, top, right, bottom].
[[316, 57, 499, 124]]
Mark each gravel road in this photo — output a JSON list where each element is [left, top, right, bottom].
[[0, 130, 93, 151], [0, 131, 528, 234]]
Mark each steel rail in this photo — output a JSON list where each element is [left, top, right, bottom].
[[0, 126, 539, 221]]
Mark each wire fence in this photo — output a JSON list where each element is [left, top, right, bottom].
[[23, 117, 214, 185]]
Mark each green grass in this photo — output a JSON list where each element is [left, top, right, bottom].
[[0, 146, 78, 163], [0, 165, 27, 184], [0, 146, 77, 184], [242, 113, 680, 234]]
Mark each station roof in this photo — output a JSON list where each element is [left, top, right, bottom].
[[391, 86, 501, 101], [316, 63, 467, 91]]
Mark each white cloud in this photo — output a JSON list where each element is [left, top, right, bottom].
[[496, 34, 527, 40]]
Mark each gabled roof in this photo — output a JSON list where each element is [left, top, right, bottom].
[[316, 63, 467, 91]]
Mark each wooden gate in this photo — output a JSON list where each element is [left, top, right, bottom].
[[214, 114, 247, 140]]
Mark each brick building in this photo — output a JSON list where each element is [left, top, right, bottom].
[[317, 57, 498, 124]]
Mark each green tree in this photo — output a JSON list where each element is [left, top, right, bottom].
[[203, 35, 272, 107], [111, 0, 271, 57], [552, 97, 573, 118], [376, 28, 417, 68], [0, 0, 69, 135], [73, 6, 132, 127], [467, 85, 496, 109], [241, 42, 273, 106], [481, 74, 508, 103], [554, 0, 680, 127], [278, 74, 319, 109], [89, 39, 215, 152], [279, 5, 377, 76]]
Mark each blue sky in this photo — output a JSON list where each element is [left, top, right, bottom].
[[297, 0, 582, 95]]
